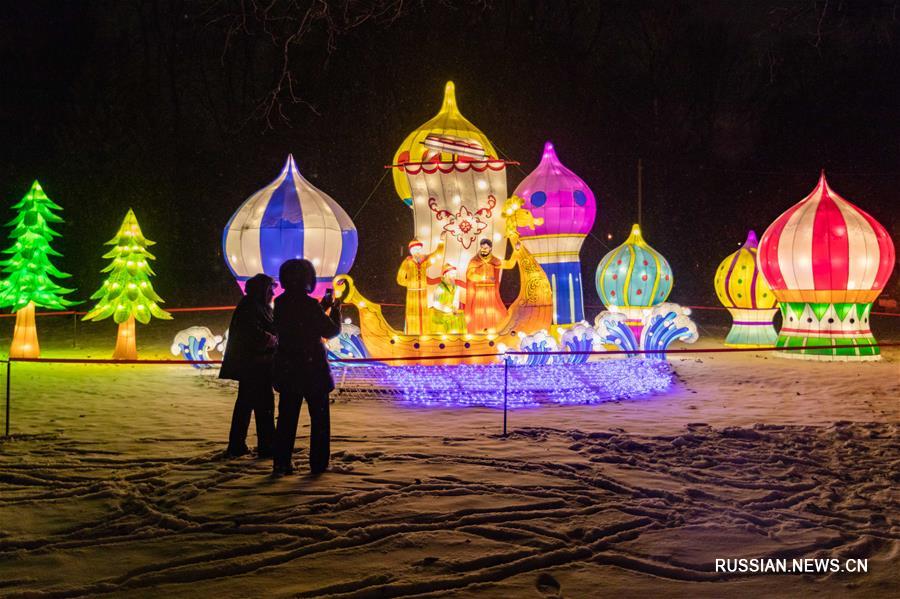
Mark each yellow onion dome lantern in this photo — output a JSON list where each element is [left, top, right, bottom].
[[713, 230, 778, 347], [392, 81, 498, 207]]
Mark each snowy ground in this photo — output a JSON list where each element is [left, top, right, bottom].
[[0, 311, 898, 598]]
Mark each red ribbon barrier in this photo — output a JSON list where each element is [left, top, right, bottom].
[[3, 304, 899, 318]]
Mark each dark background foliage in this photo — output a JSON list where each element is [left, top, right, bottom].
[[1, 0, 898, 311]]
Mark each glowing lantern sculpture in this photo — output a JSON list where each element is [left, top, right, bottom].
[[0, 181, 76, 358], [714, 230, 778, 347], [758, 173, 895, 360], [223, 155, 357, 297], [394, 83, 510, 308], [392, 81, 498, 207], [514, 142, 596, 325], [83, 209, 172, 359], [595, 224, 673, 337]]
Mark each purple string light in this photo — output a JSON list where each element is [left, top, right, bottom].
[[336, 359, 674, 409]]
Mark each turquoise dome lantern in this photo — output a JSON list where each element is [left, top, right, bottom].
[[595, 224, 673, 334]]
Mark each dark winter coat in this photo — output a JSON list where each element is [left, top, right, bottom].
[[272, 292, 342, 395], [218, 296, 276, 381]]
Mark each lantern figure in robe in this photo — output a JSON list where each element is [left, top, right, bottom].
[[595, 224, 673, 337], [392, 81, 498, 207], [223, 155, 358, 297], [758, 172, 895, 360], [514, 142, 596, 325], [392, 83, 510, 315], [714, 230, 778, 347]]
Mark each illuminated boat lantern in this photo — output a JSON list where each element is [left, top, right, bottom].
[[714, 230, 778, 347], [332, 83, 555, 365], [514, 142, 597, 325], [595, 224, 673, 337], [335, 198, 554, 365], [223, 155, 358, 297], [758, 172, 895, 360]]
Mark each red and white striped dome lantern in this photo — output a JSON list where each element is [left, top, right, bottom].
[[757, 172, 895, 360]]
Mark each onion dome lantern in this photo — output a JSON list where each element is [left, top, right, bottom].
[[514, 142, 597, 324], [758, 172, 894, 360], [392, 81, 497, 207], [714, 230, 778, 347], [595, 224, 673, 335], [223, 155, 358, 297]]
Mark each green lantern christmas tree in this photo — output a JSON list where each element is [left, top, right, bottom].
[[83, 209, 171, 359], [0, 180, 76, 358]]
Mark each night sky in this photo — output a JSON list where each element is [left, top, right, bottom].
[[2, 0, 898, 310]]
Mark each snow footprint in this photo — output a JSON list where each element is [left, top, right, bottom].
[[535, 572, 562, 597]]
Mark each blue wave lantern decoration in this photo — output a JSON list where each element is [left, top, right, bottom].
[[326, 322, 373, 366], [593, 304, 697, 359], [505, 330, 559, 366], [639, 304, 698, 359], [594, 311, 640, 357], [170, 326, 222, 369], [560, 321, 603, 364]]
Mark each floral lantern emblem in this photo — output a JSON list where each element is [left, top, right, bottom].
[[714, 230, 778, 347], [758, 172, 894, 360], [595, 224, 673, 336], [514, 142, 597, 325], [223, 155, 358, 297]]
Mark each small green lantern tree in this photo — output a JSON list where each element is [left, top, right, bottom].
[[0, 180, 76, 358], [83, 209, 171, 359]]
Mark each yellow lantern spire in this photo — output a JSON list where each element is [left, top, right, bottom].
[[391, 81, 497, 206]]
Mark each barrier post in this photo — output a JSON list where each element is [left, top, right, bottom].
[[4, 360, 10, 437], [338, 365, 348, 394], [502, 356, 509, 437]]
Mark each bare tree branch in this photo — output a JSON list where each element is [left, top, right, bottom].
[[199, 0, 411, 127]]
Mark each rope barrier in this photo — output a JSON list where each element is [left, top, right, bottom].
[[3, 303, 899, 318], [3, 342, 898, 438]]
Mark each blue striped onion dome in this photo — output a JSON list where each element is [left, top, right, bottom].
[[595, 224, 673, 309], [223, 155, 357, 295]]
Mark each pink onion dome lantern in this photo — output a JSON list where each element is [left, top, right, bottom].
[[223, 155, 358, 298], [758, 172, 895, 360], [595, 224, 673, 337], [514, 142, 597, 325], [714, 230, 778, 347]]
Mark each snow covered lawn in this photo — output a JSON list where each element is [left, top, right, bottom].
[[0, 314, 898, 597]]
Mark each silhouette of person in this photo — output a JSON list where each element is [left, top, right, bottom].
[[220, 273, 277, 458], [271, 259, 342, 476]]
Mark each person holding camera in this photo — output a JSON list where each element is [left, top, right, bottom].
[[271, 259, 342, 476]]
